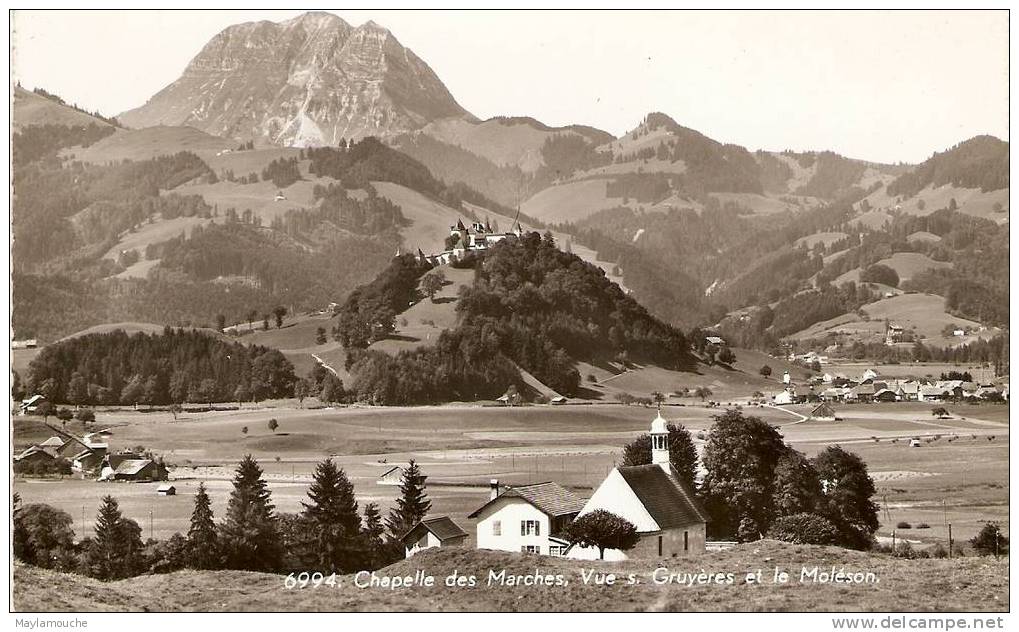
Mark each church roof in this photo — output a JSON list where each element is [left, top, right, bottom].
[[616, 464, 708, 529]]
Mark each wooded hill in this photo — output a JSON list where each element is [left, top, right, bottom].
[[336, 233, 693, 404]]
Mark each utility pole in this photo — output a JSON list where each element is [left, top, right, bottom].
[[891, 530, 896, 553], [948, 523, 953, 559], [149, 510, 153, 541]]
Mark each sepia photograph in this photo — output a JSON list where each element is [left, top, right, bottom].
[[6, 6, 1011, 624]]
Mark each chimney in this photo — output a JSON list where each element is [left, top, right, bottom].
[[489, 479, 500, 500]]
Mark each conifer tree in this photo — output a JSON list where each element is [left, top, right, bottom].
[[301, 458, 362, 572], [186, 482, 220, 569], [83, 495, 144, 580], [362, 502, 386, 568], [385, 460, 431, 537], [220, 455, 282, 571]]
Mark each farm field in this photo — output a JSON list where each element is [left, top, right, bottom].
[[13, 401, 1008, 547]]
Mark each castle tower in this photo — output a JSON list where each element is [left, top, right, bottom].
[[650, 411, 669, 467]]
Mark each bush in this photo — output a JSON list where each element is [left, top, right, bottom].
[[916, 523, 931, 529], [896, 521, 912, 529], [929, 543, 949, 558], [767, 513, 840, 546], [970, 522, 1009, 556]]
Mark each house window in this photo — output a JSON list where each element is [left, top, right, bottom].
[[521, 545, 540, 554], [492, 520, 501, 536], [653, 435, 667, 450], [521, 520, 540, 536], [548, 545, 564, 556], [658, 535, 663, 556], [684, 531, 689, 552]]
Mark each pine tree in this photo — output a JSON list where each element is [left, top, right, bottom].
[[301, 458, 362, 572], [220, 455, 282, 571], [385, 460, 431, 537], [362, 502, 386, 568], [83, 495, 144, 580], [186, 482, 220, 569]]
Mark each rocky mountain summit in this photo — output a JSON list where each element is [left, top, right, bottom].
[[119, 12, 471, 145]]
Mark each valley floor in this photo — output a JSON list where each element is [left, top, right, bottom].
[[13, 402, 1009, 550]]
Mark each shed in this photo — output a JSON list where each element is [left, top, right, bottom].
[[377, 466, 404, 486], [157, 484, 177, 496], [810, 402, 837, 421], [400, 516, 469, 558]]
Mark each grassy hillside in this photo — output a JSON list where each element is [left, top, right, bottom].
[[788, 293, 997, 346], [12, 86, 114, 130], [13, 541, 1008, 612]]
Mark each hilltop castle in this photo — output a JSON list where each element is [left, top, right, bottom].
[[415, 218, 524, 266]]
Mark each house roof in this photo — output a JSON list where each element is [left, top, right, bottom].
[[616, 464, 708, 529], [157, 484, 176, 491], [705, 336, 725, 344], [15, 445, 55, 461], [40, 436, 65, 447], [21, 395, 45, 406], [115, 459, 153, 475], [468, 481, 586, 518], [400, 515, 469, 543], [379, 466, 403, 477]]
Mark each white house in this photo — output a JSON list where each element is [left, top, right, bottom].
[[568, 413, 708, 560], [468, 480, 586, 556], [400, 516, 469, 558], [19, 394, 46, 415], [773, 387, 797, 405]]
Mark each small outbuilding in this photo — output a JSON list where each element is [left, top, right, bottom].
[[157, 484, 177, 496], [809, 402, 837, 421], [400, 516, 469, 558], [377, 466, 405, 486]]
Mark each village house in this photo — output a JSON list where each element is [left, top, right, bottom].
[[469, 480, 586, 556], [14, 445, 58, 465], [400, 516, 469, 558], [568, 413, 708, 560]]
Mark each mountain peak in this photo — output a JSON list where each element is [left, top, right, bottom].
[[119, 13, 471, 146]]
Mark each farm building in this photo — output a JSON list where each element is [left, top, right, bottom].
[[550, 395, 568, 405], [569, 413, 708, 561], [157, 485, 177, 496], [873, 388, 899, 402], [12, 339, 38, 349], [377, 466, 404, 486], [19, 394, 46, 415], [100, 457, 167, 482], [810, 402, 837, 421], [704, 335, 725, 346], [469, 480, 586, 556], [400, 516, 469, 558], [56, 436, 91, 459], [70, 447, 107, 473], [14, 445, 58, 464]]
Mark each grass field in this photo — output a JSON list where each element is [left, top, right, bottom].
[[13, 540, 1008, 612], [12, 400, 1008, 548]]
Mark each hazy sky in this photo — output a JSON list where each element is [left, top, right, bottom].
[[11, 9, 1009, 164]]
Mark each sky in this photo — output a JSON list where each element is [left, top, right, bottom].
[[10, 9, 1009, 164]]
